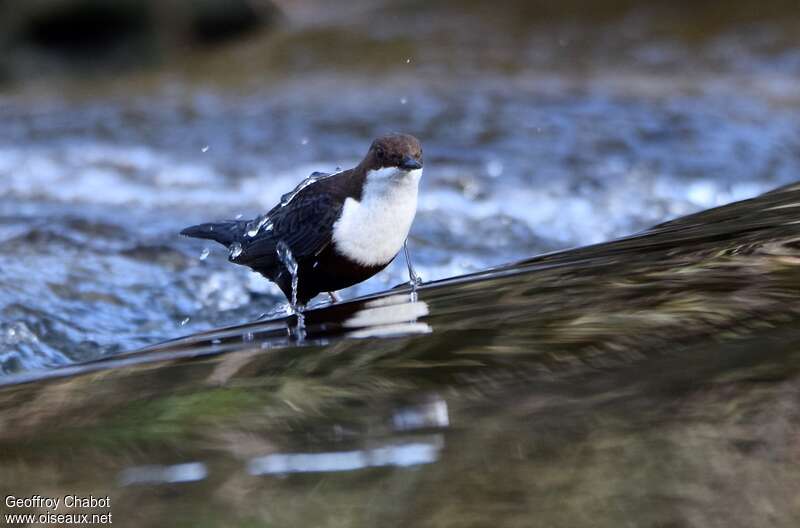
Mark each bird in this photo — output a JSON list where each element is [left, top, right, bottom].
[[181, 133, 424, 308]]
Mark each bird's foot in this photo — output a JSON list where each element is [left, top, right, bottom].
[[328, 291, 341, 304]]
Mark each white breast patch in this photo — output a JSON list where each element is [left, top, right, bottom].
[[332, 168, 422, 266]]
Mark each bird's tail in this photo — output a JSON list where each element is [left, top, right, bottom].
[[180, 221, 242, 246]]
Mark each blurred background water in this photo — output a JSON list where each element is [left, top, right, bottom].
[[1, 0, 799, 374]]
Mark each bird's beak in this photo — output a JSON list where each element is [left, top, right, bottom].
[[399, 156, 423, 171]]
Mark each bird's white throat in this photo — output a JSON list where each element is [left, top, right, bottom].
[[332, 167, 422, 266]]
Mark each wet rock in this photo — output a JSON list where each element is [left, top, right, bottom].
[[188, 0, 270, 45], [0, 0, 281, 80], [21, 0, 151, 56]]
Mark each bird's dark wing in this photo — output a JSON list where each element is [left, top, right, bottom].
[[235, 172, 349, 272]]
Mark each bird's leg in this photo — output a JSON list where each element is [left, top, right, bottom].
[[404, 239, 422, 289], [328, 291, 341, 304]]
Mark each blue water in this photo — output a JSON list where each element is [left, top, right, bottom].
[[1, 2, 799, 374]]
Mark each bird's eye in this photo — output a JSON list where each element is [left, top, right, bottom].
[[376, 147, 384, 159]]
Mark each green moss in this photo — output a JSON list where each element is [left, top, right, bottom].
[[96, 387, 266, 444]]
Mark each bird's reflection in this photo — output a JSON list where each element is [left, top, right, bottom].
[[341, 294, 431, 339], [392, 395, 449, 431]]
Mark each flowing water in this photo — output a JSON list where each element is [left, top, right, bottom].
[[1, 0, 799, 375], [3, 183, 800, 526], [1, 1, 800, 525]]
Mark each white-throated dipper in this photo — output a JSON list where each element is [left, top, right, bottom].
[[181, 133, 424, 307]]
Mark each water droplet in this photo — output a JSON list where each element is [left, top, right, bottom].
[[405, 58, 411, 64], [229, 242, 243, 260], [486, 160, 504, 178], [246, 215, 273, 237], [301, 137, 309, 145], [400, 97, 408, 105], [199, 247, 210, 260], [180, 317, 190, 326], [280, 173, 327, 207], [201, 145, 210, 153]]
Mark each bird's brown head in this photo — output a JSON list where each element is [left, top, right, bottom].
[[361, 133, 423, 172]]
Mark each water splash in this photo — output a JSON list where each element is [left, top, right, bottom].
[[229, 242, 243, 260], [201, 145, 209, 153], [257, 304, 293, 320], [276, 240, 306, 341], [199, 248, 210, 260], [276, 240, 299, 310], [279, 172, 331, 207], [292, 312, 306, 343], [246, 215, 273, 238]]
